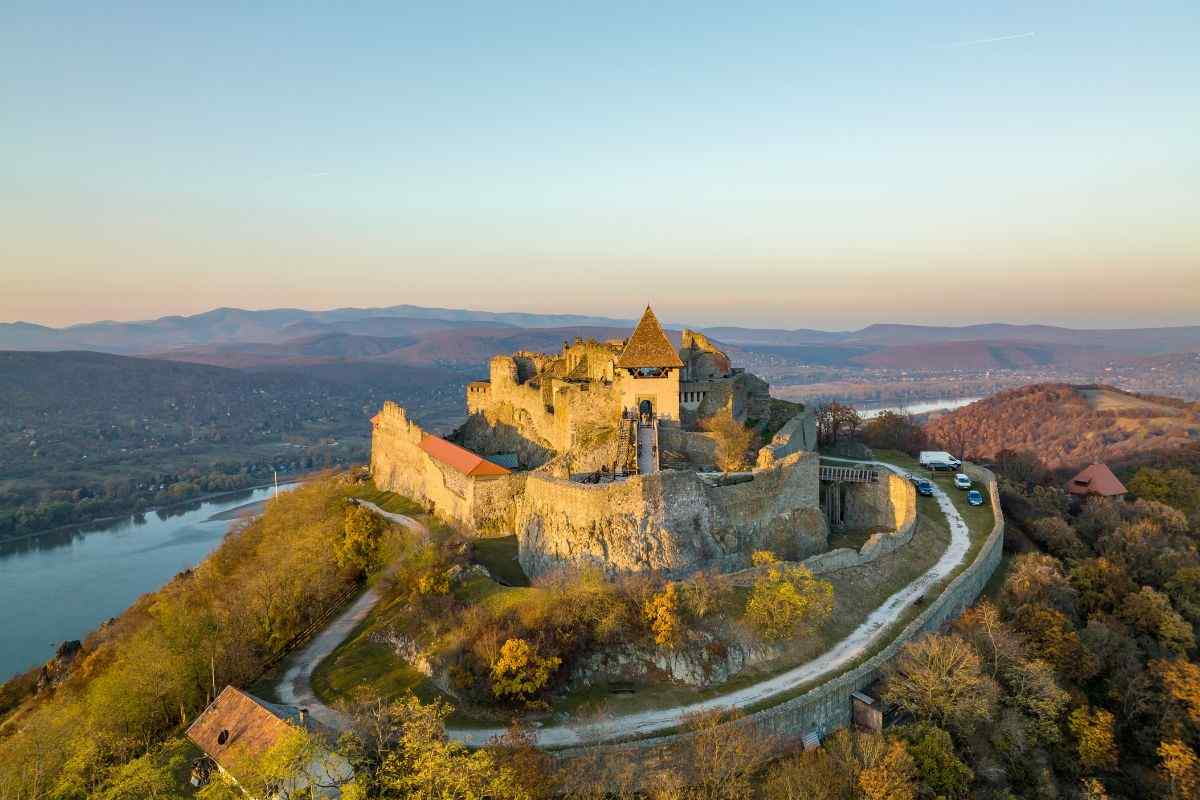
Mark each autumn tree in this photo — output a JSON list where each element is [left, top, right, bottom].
[[339, 503, 385, 573], [644, 582, 685, 649], [744, 562, 833, 641], [860, 411, 927, 456], [1158, 739, 1200, 800], [1068, 706, 1119, 772], [678, 708, 774, 800], [702, 410, 757, 472], [882, 634, 998, 732], [1119, 586, 1195, 656], [857, 737, 918, 800], [491, 638, 561, 704], [816, 402, 862, 446]]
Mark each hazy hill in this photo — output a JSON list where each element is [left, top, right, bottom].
[[924, 383, 1200, 470]]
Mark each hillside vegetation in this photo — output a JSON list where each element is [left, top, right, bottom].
[[925, 384, 1200, 470], [0, 351, 465, 539]]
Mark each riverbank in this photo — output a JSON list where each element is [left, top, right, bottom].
[[0, 472, 329, 547]]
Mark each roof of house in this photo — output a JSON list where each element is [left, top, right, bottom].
[[186, 686, 326, 780], [617, 306, 684, 370], [1067, 462, 1127, 496], [419, 434, 511, 477]]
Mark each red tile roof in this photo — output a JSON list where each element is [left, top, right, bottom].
[[419, 434, 511, 477], [1067, 462, 1127, 497]]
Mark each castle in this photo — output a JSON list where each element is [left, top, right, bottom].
[[371, 306, 829, 578]]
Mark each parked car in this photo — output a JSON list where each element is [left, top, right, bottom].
[[916, 480, 935, 497], [954, 473, 972, 489], [967, 489, 985, 506]]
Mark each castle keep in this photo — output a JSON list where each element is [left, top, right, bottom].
[[371, 306, 827, 578]]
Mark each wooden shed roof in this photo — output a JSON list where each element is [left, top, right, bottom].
[[186, 686, 325, 781], [1067, 462, 1127, 497], [617, 306, 684, 369]]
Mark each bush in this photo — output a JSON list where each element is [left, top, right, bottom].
[[744, 563, 833, 642]]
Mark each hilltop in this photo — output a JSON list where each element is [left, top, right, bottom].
[[925, 383, 1200, 470]]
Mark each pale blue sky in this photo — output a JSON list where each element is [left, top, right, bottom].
[[2, 1, 1197, 328]]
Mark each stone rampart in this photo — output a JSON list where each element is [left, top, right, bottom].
[[515, 450, 827, 579], [560, 464, 1004, 754], [756, 411, 818, 467], [371, 402, 526, 533], [802, 474, 917, 575]]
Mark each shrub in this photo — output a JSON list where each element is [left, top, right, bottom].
[[744, 563, 833, 642]]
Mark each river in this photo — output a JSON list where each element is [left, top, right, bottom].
[[855, 396, 981, 419], [0, 483, 299, 682]]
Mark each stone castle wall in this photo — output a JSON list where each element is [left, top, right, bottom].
[[370, 402, 526, 533], [563, 464, 1004, 755], [461, 355, 623, 465], [803, 474, 918, 575], [514, 450, 827, 579]]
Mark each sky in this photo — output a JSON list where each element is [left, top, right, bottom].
[[2, 1, 1198, 330]]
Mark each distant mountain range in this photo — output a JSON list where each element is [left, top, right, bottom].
[[3, 305, 1200, 373]]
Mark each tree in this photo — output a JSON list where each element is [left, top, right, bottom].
[[1001, 553, 1078, 617], [744, 562, 833, 641], [375, 695, 531, 800], [763, 748, 848, 800], [1158, 739, 1200, 800], [857, 738, 918, 800], [816, 403, 862, 446], [1128, 467, 1200, 522], [702, 410, 757, 472], [1070, 558, 1135, 617], [491, 638, 560, 703], [679, 708, 774, 800], [992, 448, 1047, 486], [896, 723, 973, 799], [339, 504, 385, 573], [1120, 586, 1195, 656], [860, 411, 927, 456], [644, 582, 685, 649], [882, 634, 998, 731], [1068, 706, 1119, 772], [1152, 659, 1200, 729]]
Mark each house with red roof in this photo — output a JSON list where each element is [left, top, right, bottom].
[[1067, 462, 1127, 500]]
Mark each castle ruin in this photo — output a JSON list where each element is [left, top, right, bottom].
[[371, 306, 828, 578]]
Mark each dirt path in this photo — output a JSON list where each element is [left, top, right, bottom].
[[447, 457, 971, 747], [274, 501, 426, 729]]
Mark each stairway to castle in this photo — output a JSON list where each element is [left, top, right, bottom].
[[615, 415, 636, 476], [637, 418, 660, 475]]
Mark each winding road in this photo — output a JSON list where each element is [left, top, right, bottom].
[[279, 464, 972, 748], [274, 500, 427, 730]]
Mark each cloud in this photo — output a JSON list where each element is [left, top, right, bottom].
[[949, 31, 1035, 48]]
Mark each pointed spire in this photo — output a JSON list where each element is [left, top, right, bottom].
[[617, 306, 683, 369]]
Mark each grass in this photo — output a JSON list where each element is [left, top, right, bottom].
[[347, 484, 425, 516], [470, 535, 531, 586]]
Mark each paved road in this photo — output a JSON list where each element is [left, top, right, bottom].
[[447, 457, 971, 747], [274, 501, 427, 729], [279, 465, 971, 748]]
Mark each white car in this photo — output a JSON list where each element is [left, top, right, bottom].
[[954, 473, 972, 490]]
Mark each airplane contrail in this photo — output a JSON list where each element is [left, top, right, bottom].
[[949, 31, 1035, 48]]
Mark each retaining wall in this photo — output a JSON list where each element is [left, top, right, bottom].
[[804, 474, 918, 576], [564, 462, 1004, 754]]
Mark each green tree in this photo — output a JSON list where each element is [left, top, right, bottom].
[[896, 723, 973, 799]]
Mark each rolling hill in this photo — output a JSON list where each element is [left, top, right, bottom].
[[924, 383, 1200, 470]]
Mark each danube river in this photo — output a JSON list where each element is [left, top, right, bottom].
[[855, 396, 981, 419], [0, 484, 298, 682]]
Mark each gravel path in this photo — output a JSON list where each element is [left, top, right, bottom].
[[274, 501, 427, 729]]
